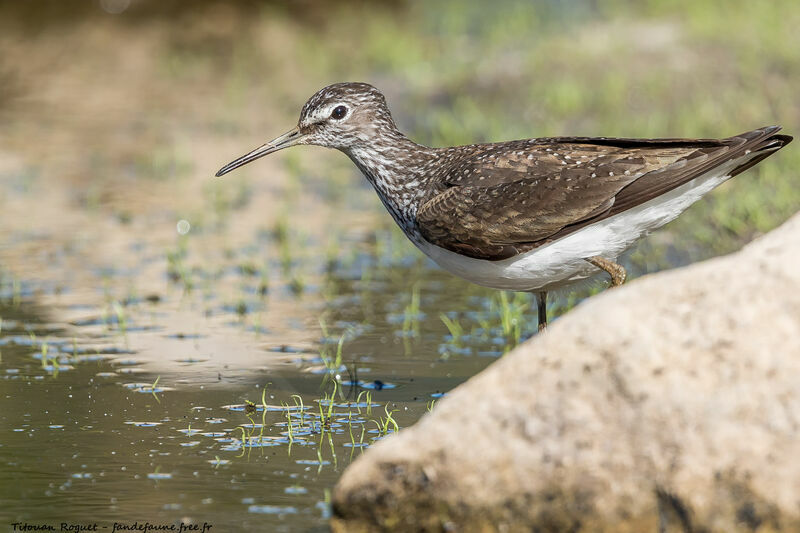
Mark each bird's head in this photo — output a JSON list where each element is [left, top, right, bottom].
[[216, 82, 395, 177]]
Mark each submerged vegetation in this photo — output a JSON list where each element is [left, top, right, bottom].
[[231, 376, 400, 471]]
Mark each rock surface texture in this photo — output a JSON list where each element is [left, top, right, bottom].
[[331, 212, 800, 533]]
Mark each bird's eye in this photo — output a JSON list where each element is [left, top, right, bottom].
[[330, 105, 347, 120]]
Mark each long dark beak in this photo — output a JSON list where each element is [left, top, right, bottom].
[[215, 127, 306, 177]]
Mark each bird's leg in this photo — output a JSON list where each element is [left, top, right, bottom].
[[536, 290, 547, 332], [586, 256, 627, 287]]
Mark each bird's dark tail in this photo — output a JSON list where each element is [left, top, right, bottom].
[[728, 126, 792, 178]]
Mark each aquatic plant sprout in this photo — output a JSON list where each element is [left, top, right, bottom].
[[440, 313, 464, 346]]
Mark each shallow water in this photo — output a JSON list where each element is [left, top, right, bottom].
[[0, 218, 560, 531]]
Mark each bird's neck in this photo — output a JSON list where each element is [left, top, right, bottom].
[[343, 131, 439, 236]]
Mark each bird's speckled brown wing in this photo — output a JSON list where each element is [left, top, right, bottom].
[[417, 127, 790, 260]]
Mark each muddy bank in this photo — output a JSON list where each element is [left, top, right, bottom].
[[331, 211, 800, 532]]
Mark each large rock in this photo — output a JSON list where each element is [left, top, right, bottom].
[[331, 212, 800, 532]]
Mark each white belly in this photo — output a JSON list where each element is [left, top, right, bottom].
[[414, 162, 743, 292]]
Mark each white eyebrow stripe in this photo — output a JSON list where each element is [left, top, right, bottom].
[[301, 102, 350, 127]]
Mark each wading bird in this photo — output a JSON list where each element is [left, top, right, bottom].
[[216, 82, 791, 330]]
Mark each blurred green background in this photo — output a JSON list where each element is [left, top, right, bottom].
[[0, 0, 797, 261]]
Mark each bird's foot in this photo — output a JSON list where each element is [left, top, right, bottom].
[[586, 256, 627, 287]]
